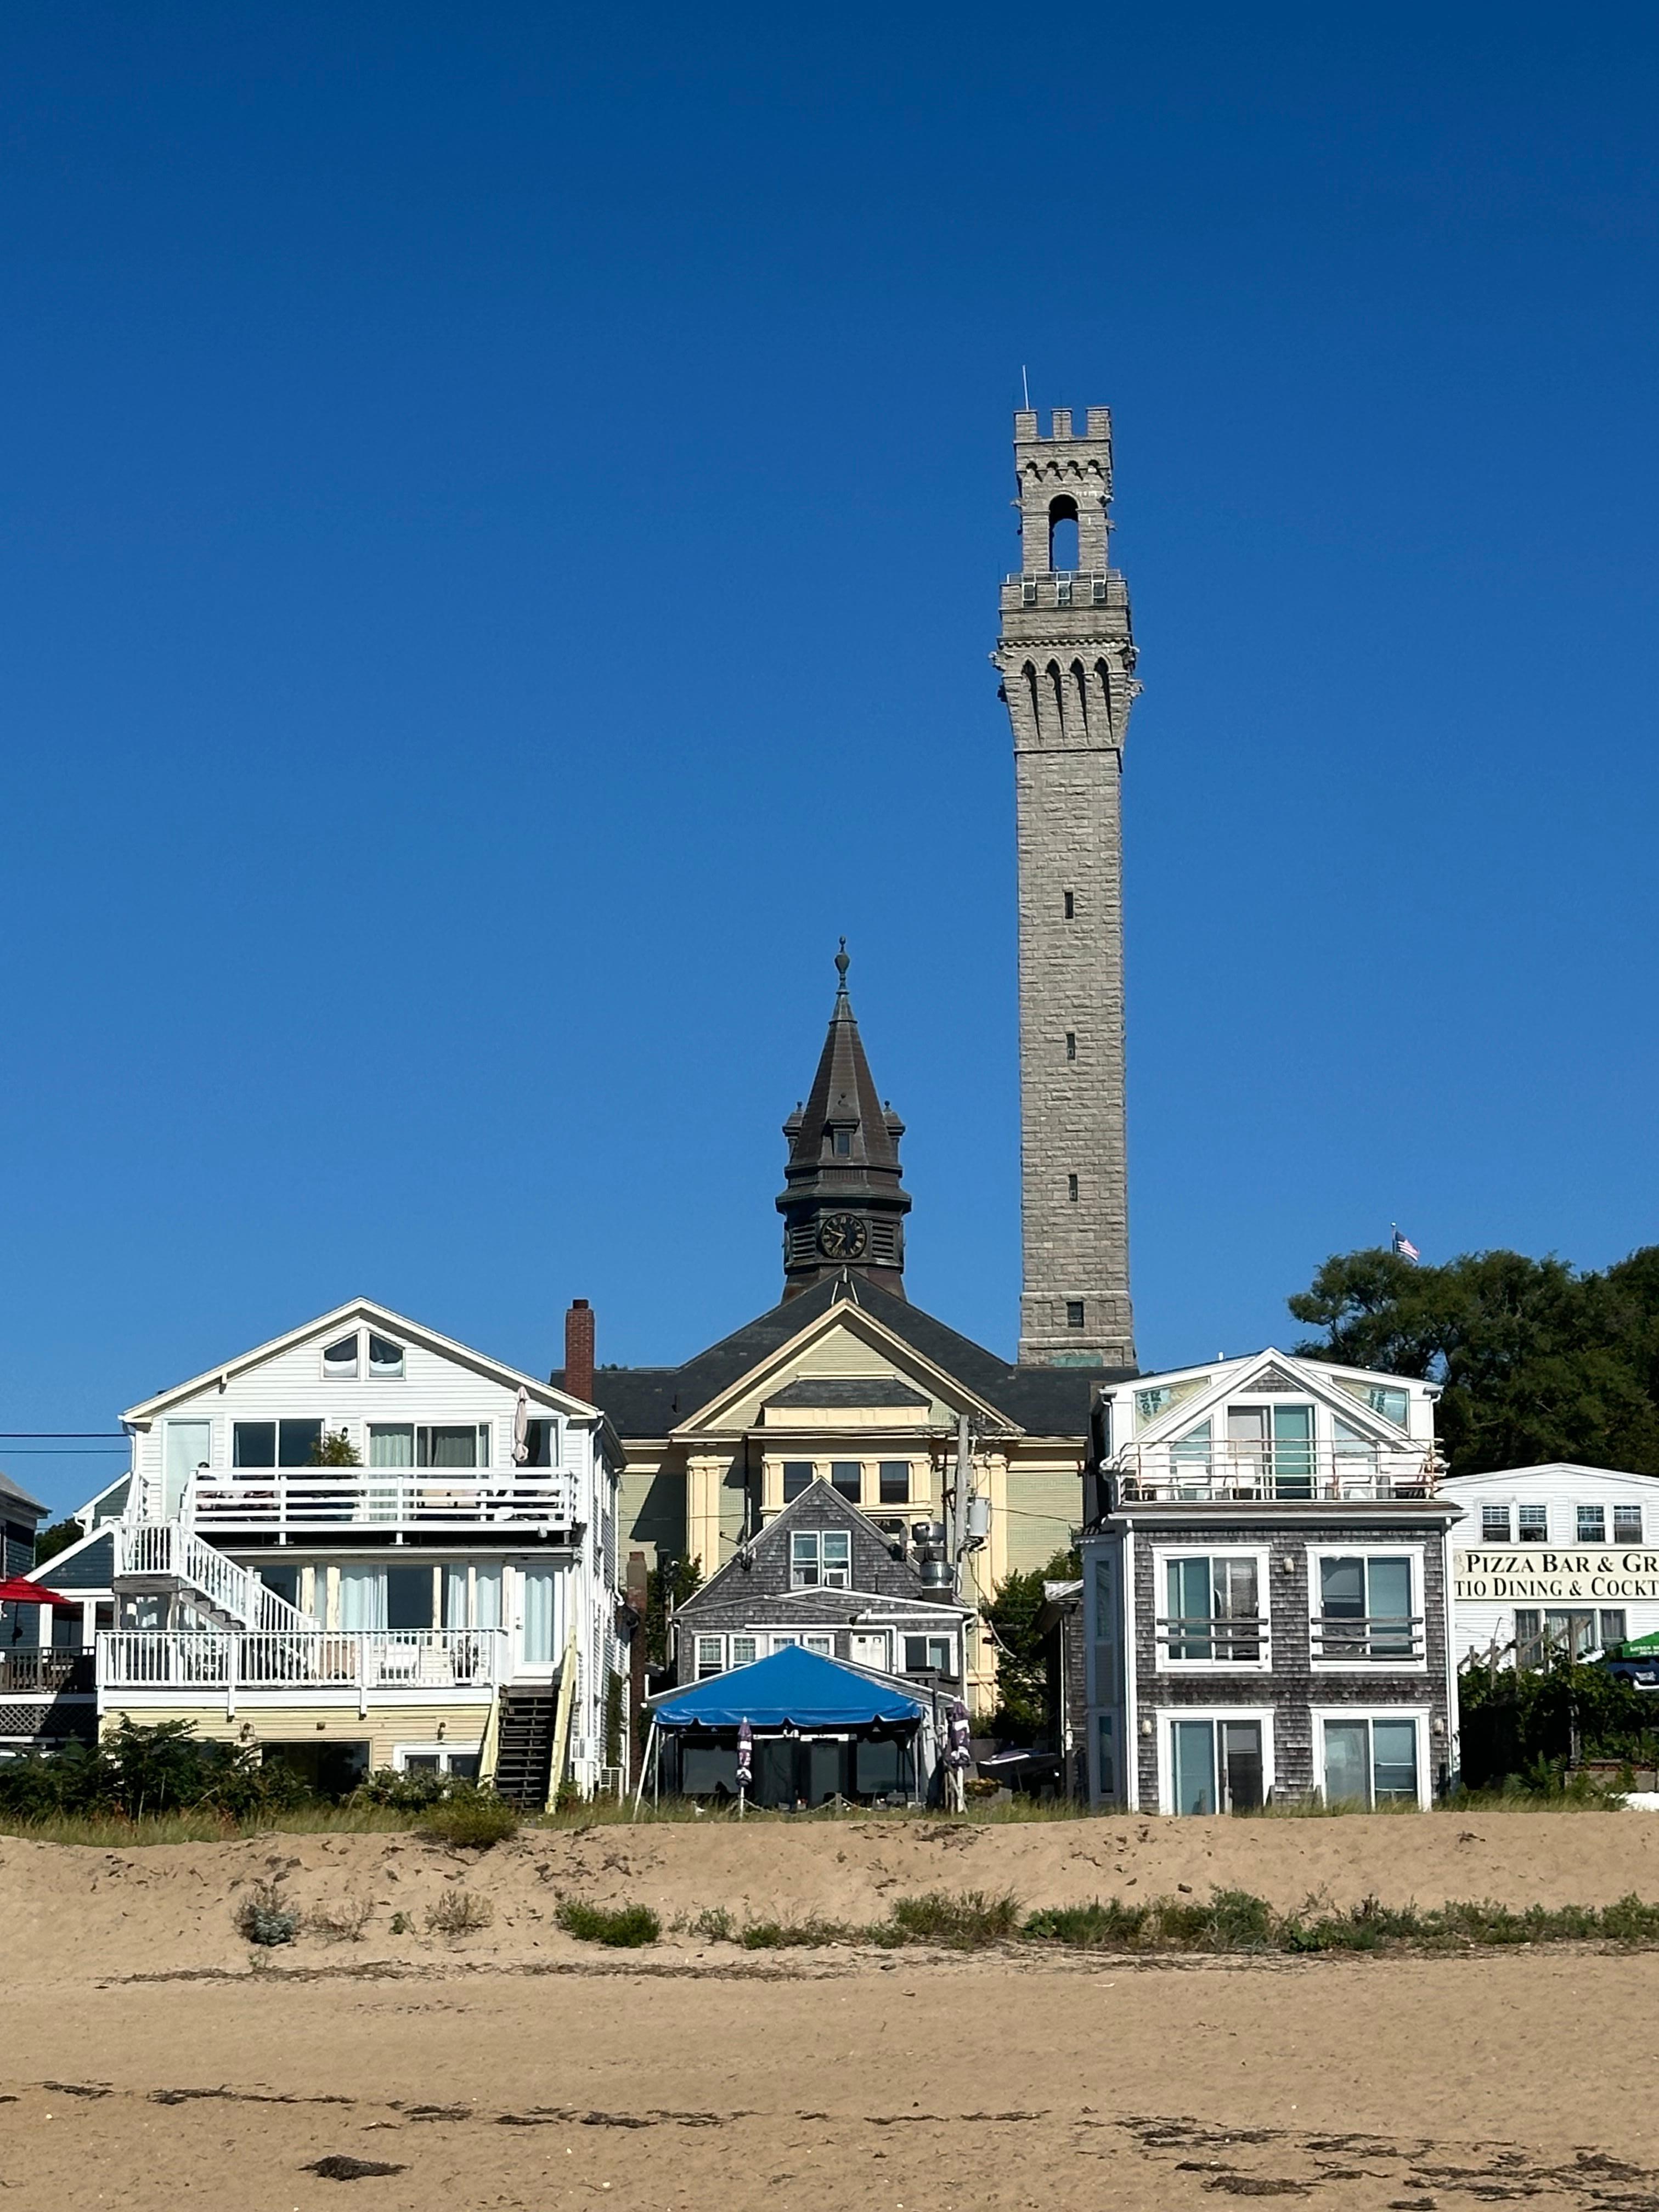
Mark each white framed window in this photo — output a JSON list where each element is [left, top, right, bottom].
[[695, 1635, 725, 1681], [233, 1419, 322, 1469], [771, 1633, 799, 1653], [730, 1635, 758, 1668], [1153, 1547, 1269, 1669], [781, 1460, 814, 1504], [903, 1634, 953, 1674], [1481, 1504, 1511, 1541], [365, 1424, 490, 1469], [393, 1743, 482, 1781], [1517, 1503, 1548, 1542], [1615, 1505, 1644, 1543], [1309, 1547, 1425, 1668], [1157, 1707, 1274, 1816], [368, 1334, 405, 1379], [791, 1530, 850, 1588], [829, 1461, 862, 1503], [1313, 1708, 1428, 1809], [1577, 1504, 1606, 1544], [322, 1333, 359, 1379], [802, 1634, 834, 1657], [1515, 1609, 1627, 1667]]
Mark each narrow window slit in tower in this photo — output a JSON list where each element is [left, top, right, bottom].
[[1064, 890, 1075, 920], [1065, 1032, 1076, 1062], [1068, 1174, 1079, 1203]]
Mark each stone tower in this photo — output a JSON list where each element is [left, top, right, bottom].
[[777, 942, 911, 1300], [993, 407, 1139, 1369]]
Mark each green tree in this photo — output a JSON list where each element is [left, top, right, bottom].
[[32, 1517, 84, 1566], [308, 1428, 362, 1467], [1288, 1245, 1659, 1476], [983, 1548, 1080, 1745], [645, 1555, 702, 1668]]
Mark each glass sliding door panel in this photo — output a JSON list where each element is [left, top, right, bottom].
[[1323, 1719, 1370, 1806], [338, 1568, 386, 1632], [1166, 1558, 1212, 1658], [368, 1427, 414, 1467], [420, 1426, 478, 1469], [520, 1565, 558, 1666], [1226, 1407, 1268, 1491], [1220, 1722, 1264, 1812], [1367, 1558, 1414, 1658], [1320, 1558, 1367, 1656], [1272, 1404, 1314, 1498], [1370, 1718, 1418, 1802], [385, 1566, 433, 1632], [1215, 1558, 1260, 1661], [1171, 1720, 1217, 1816], [278, 1420, 324, 1467], [473, 1565, 503, 1630], [163, 1421, 212, 1514]]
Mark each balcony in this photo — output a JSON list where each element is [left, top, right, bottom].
[[1115, 1441, 1436, 1506], [184, 1469, 578, 1541], [0, 1649, 94, 1695], [1002, 569, 1127, 612], [1310, 1615, 1426, 1664], [98, 1628, 505, 1714], [1155, 1615, 1265, 1664]]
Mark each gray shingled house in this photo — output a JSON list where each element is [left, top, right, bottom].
[[669, 1478, 972, 1696]]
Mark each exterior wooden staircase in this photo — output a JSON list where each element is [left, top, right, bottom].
[[492, 1686, 557, 1809]]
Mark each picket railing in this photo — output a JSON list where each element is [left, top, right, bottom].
[[97, 1628, 505, 1716]]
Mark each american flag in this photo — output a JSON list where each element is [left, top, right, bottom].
[[1391, 1226, 1420, 1261]]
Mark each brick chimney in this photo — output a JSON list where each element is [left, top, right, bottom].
[[563, 1297, 595, 1404]]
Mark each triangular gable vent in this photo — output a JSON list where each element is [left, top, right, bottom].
[[1244, 1363, 1305, 1395]]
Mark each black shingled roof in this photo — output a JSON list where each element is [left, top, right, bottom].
[[553, 1276, 1133, 1440]]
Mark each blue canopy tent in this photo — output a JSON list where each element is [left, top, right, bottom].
[[639, 1646, 936, 1810]]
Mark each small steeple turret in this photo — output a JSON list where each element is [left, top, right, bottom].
[[776, 943, 911, 1299]]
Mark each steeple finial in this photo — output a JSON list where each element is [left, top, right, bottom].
[[834, 936, 850, 995]]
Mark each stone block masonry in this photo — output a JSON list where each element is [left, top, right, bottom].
[[994, 405, 1139, 1368]]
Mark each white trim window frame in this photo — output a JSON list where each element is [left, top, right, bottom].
[[694, 1634, 726, 1681], [791, 1529, 851, 1589], [1155, 1706, 1276, 1817], [392, 1742, 484, 1780], [1311, 1706, 1431, 1811], [1151, 1544, 1271, 1673], [1307, 1544, 1427, 1672]]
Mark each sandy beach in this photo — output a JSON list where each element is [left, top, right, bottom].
[[5, 1809, 1659, 2209]]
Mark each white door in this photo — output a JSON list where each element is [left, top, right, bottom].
[[162, 1420, 211, 1517], [850, 1632, 889, 1672], [518, 1564, 563, 1677]]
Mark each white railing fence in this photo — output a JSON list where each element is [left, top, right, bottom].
[[183, 1470, 578, 1537], [115, 1521, 316, 1634], [98, 1628, 506, 1715], [1114, 1442, 1437, 1504]]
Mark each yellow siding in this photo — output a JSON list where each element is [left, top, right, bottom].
[[99, 1701, 489, 1772]]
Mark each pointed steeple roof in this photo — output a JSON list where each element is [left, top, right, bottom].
[[785, 940, 904, 1175], [776, 943, 910, 1299]]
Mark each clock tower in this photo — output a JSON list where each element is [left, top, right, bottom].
[[777, 943, 910, 1300]]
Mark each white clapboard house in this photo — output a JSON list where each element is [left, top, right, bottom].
[[32, 1301, 623, 1803]]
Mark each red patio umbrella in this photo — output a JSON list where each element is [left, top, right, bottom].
[[0, 1577, 80, 1609]]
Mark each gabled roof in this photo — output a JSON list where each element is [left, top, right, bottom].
[[1121, 1346, 1420, 1447], [0, 1469, 46, 1518], [1438, 1462, 1659, 1490], [558, 1275, 1128, 1440], [685, 1475, 950, 1613], [122, 1298, 605, 1426], [765, 1376, 929, 1410]]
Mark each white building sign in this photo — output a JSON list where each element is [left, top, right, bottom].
[[1455, 1548, 1659, 1603]]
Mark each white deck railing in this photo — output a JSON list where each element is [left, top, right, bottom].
[[183, 1470, 578, 1537], [97, 1628, 505, 1716], [116, 1521, 315, 1632], [1114, 1442, 1437, 1505]]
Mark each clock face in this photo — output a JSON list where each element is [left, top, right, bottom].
[[817, 1212, 869, 1260]]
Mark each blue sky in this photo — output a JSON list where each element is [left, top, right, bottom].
[[4, 5, 1657, 1517]]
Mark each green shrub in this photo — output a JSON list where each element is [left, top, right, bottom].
[[419, 1787, 518, 1849], [1024, 1898, 1152, 1946], [884, 1889, 1022, 1948], [234, 1878, 298, 1946], [687, 1906, 735, 1942], [0, 1720, 309, 1824], [352, 1766, 453, 1811], [738, 1916, 854, 1949], [556, 1899, 661, 1948]]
